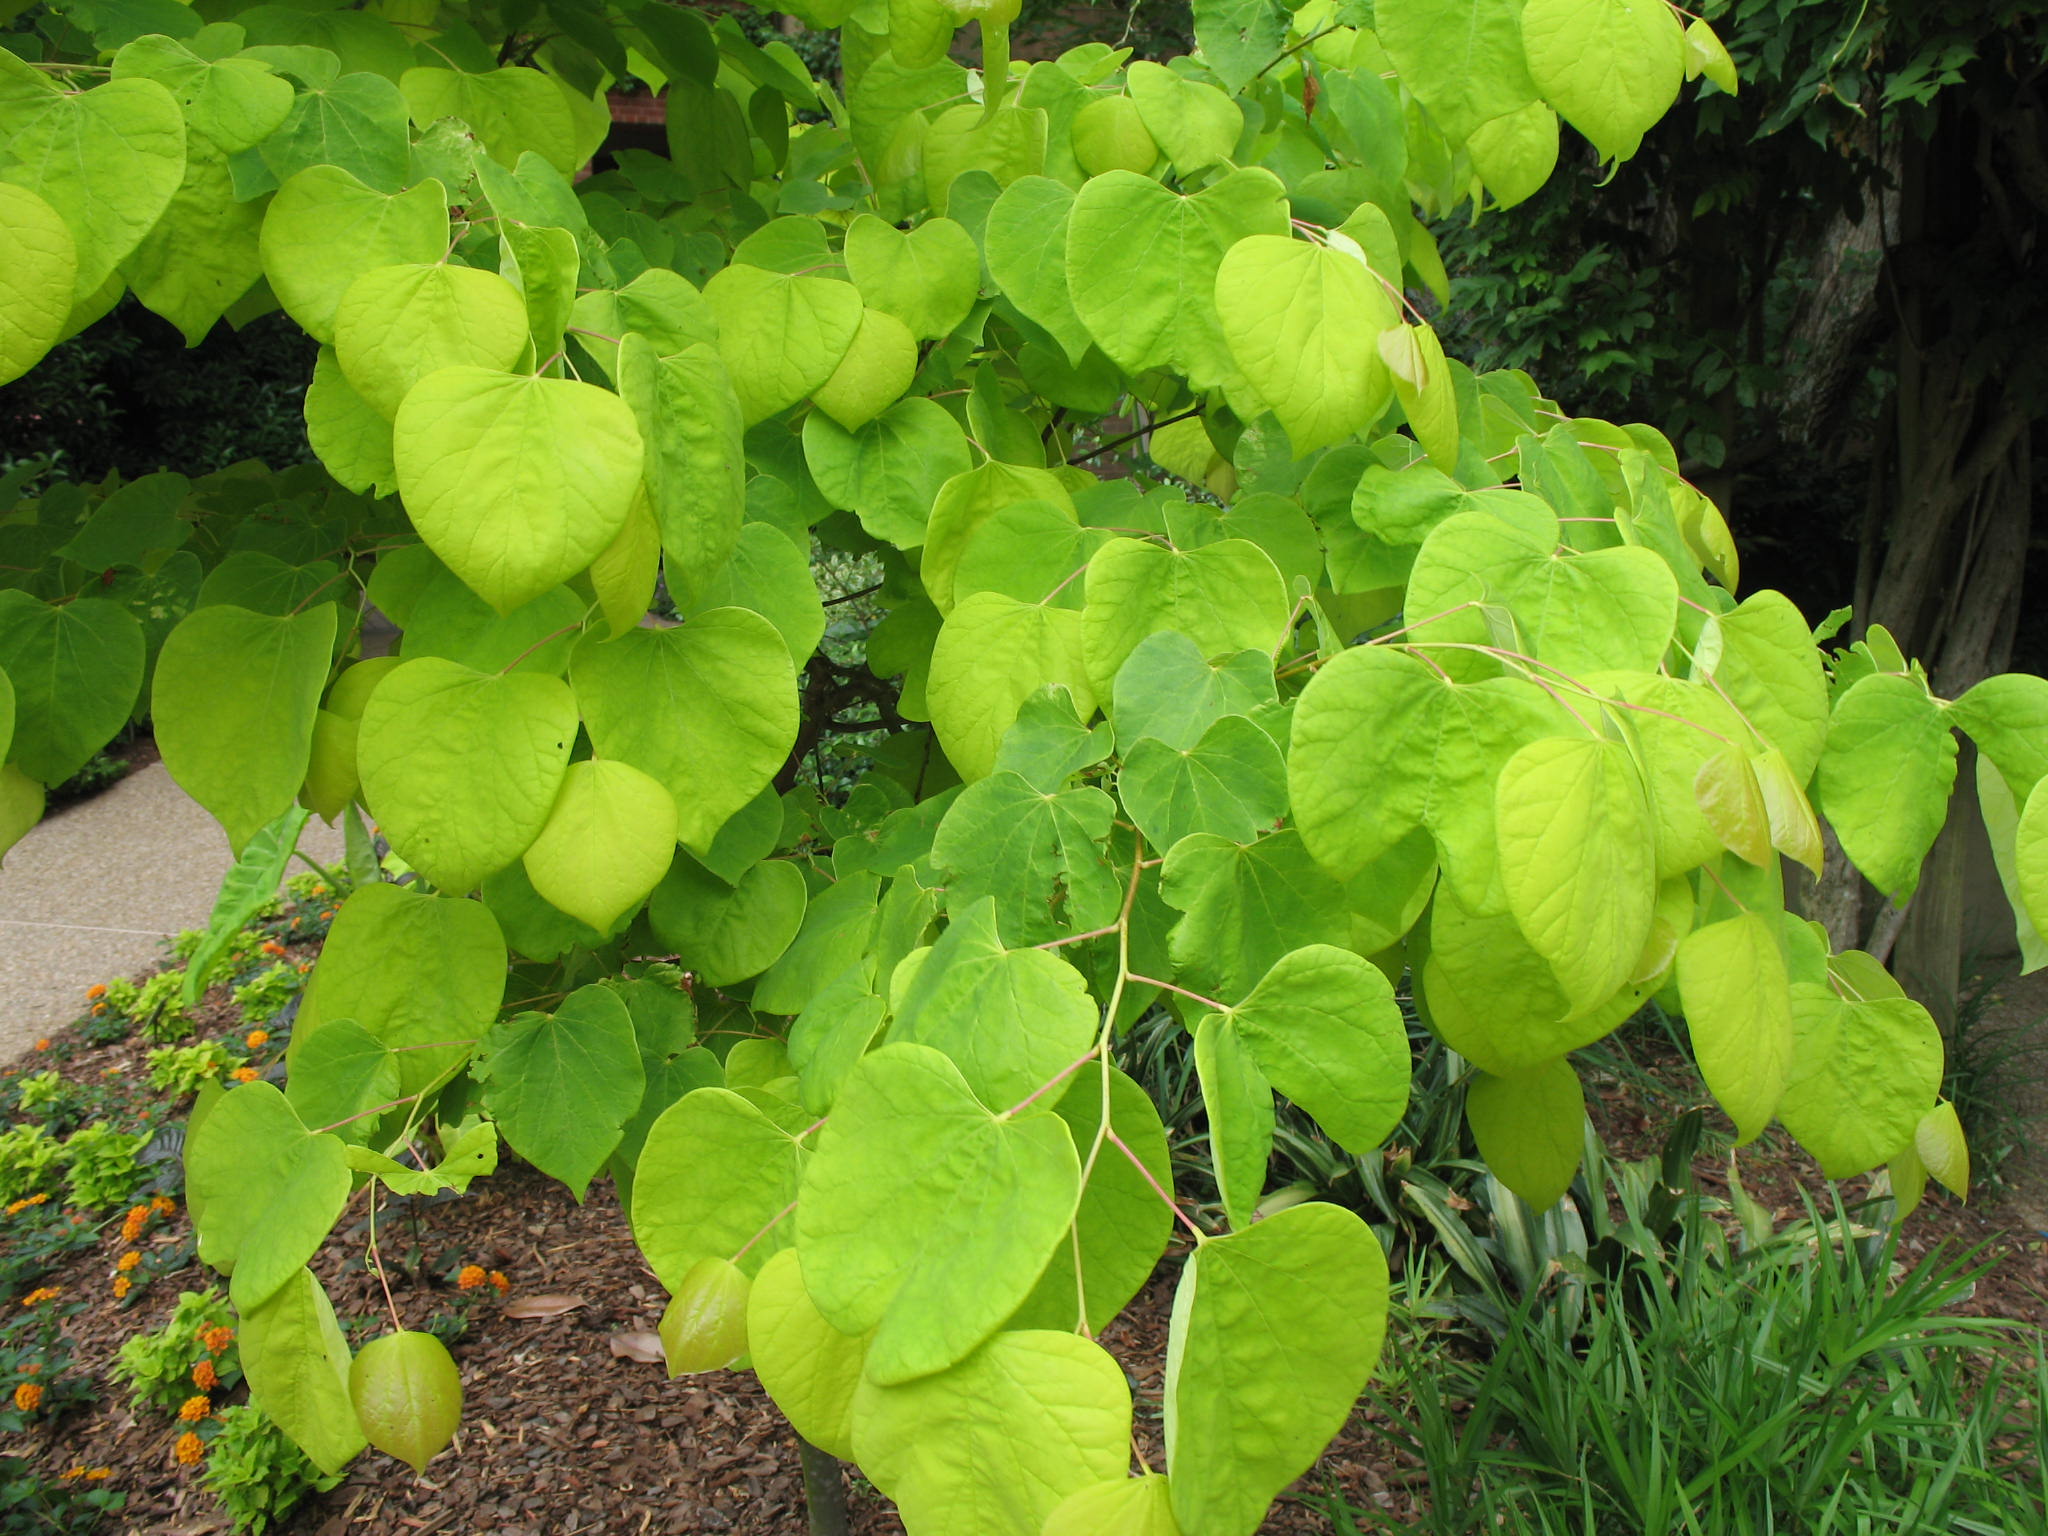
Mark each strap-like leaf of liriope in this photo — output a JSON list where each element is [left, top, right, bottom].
[[569, 610, 798, 853], [796, 1043, 1082, 1384], [354, 658, 576, 894], [293, 883, 507, 1098], [1465, 1058, 1585, 1210], [0, 592, 144, 786], [886, 897, 1098, 1105], [186, 1081, 350, 1311], [392, 367, 643, 615], [1815, 672, 1958, 900], [238, 1266, 365, 1476], [153, 602, 336, 855], [1778, 986, 1943, 1179], [1214, 235, 1395, 455], [1166, 1202, 1388, 1536], [632, 1087, 808, 1288], [0, 184, 75, 388], [1675, 911, 1793, 1144], [0, 55, 185, 299], [1496, 735, 1658, 1013], [474, 985, 645, 1201], [852, 1329, 1131, 1536]]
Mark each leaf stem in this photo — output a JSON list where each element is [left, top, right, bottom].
[[1066, 406, 1203, 466], [1126, 974, 1228, 1012]]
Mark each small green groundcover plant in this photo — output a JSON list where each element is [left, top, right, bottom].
[[0, 0, 2041, 1529]]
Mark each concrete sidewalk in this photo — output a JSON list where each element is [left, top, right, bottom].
[[0, 766, 345, 1058]]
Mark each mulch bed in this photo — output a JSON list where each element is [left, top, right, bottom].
[[4, 922, 2045, 1534]]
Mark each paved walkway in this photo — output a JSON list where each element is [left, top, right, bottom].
[[0, 766, 345, 1057]]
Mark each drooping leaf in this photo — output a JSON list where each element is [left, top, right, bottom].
[[1675, 912, 1792, 1144], [1815, 672, 1957, 900], [1465, 1058, 1584, 1210], [522, 758, 678, 931], [350, 1331, 462, 1474]]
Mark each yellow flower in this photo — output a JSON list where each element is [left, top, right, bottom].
[[20, 1287, 58, 1307], [13, 1382, 42, 1412], [178, 1394, 211, 1422], [116, 1250, 141, 1272], [245, 1029, 270, 1049], [112, 1276, 132, 1300], [457, 1264, 487, 1290], [192, 1359, 217, 1392], [174, 1431, 205, 1466]]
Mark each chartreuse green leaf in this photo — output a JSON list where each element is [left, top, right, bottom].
[[1166, 1203, 1388, 1536], [571, 612, 798, 854], [186, 1081, 350, 1312], [293, 884, 506, 1097], [927, 593, 1094, 782], [1521, 0, 1685, 162], [1215, 236, 1395, 455], [255, 70, 412, 193], [1693, 746, 1772, 868], [1160, 832, 1352, 1003], [953, 503, 1111, 610], [1468, 100, 1561, 209], [1066, 168, 1291, 393], [930, 775, 1119, 943], [332, 264, 529, 419], [616, 338, 746, 606], [1495, 736, 1657, 1012], [393, 367, 643, 615], [648, 852, 807, 984], [351, 1331, 461, 1475], [1046, 1474, 1180, 1535], [922, 460, 1077, 614], [1082, 538, 1291, 697], [0, 61, 185, 299], [844, 213, 980, 340], [1676, 912, 1792, 1144], [2012, 777, 2048, 953], [1948, 672, 2048, 801], [1778, 985, 1942, 1179], [887, 897, 1098, 1106], [986, 177, 1095, 365], [1597, 672, 1746, 877], [1374, 0, 1538, 143], [239, 1266, 365, 1475], [1382, 322, 1460, 470], [754, 872, 883, 1016], [400, 66, 579, 171], [922, 103, 1049, 210], [0, 593, 144, 785], [523, 758, 677, 931], [305, 346, 397, 497], [1420, 879, 1649, 1075], [802, 398, 971, 549], [0, 767, 37, 863], [1696, 590, 1830, 781], [1119, 714, 1288, 850], [1815, 673, 1957, 900], [1113, 633, 1277, 753], [1290, 644, 1573, 908], [356, 659, 576, 893], [1466, 1058, 1585, 1210], [1125, 60, 1239, 177], [1223, 945, 1410, 1151], [1195, 1011, 1273, 1229], [260, 168, 448, 343], [1915, 1100, 1969, 1198], [0, 185, 74, 387], [153, 603, 335, 856], [633, 1088, 808, 1287], [1975, 757, 2048, 973], [284, 1019, 401, 1149], [474, 985, 644, 1200], [662, 1256, 751, 1374], [679, 522, 826, 663], [853, 1329, 1130, 1536], [796, 1043, 1081, 1384], [748, 1248, 867, 1459], [1007, 1066, 1174, 1334], [703, 262, 863, 424], [790, 971, 888, 1115], [811, 306, 918, 431], [588, 491, 660, 639]]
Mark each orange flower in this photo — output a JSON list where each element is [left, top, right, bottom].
[[32, 1039, 49, 1052], [91, 1004, 107, 1016], [199, 1325, 234, 1354], [229, 1067, 259, 1084], [488, 1271, 510, 1295], [59, 1467, 85, 1481], [85, 984, 107, 1001], [151, 1195, 176, 1216], [112, 1276, 132, 1300], [320, 909, 337, 920], [457, 1264, 487, 1290], [6, 1194, 47, 1216], [173, 1431, 204, 1465], [85, 1468, 110, 1480], [260, 942, 286, 957], [121, 1206, 148, 1242], [116, 1250, 141, 1272], [13, 1382, 42, 1412], [178, 1394, 211, 1422], [296, 963, 313, 973], [245, 1029, 270, 1049], [20, 1287, 58, 1307], [192, 1359, 217, 1392]]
